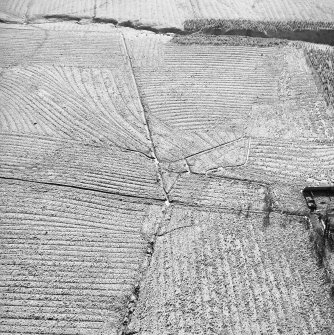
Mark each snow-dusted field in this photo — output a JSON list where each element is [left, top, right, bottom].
[[1, 1, 334, 334]]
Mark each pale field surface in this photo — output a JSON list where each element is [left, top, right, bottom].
[[0, 0, 95, 23], [0, 23, 166, 334], [128, 206, 334, 335], [127, 33, 334, 190], [0, 179, 163, 335], [168, 174, 266, 212], [0, 25, 152, 153], [0, 134, 164, 200], [1, 7, 334, 335], [189, 0, 334, 22], [95, 0, 194, 30], [1, 0, 334, 28]]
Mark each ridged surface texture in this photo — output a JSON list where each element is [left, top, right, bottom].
[[0, 179, 163, 335], [128, 206, 334, 335], [1, 0, 333, 27], [1, 4, 334, 334]]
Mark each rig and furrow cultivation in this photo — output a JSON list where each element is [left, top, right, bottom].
[[0, 134, 164, 200], [1, 2, 334, 333], [168, 173, 265, 212], [0, 179, 163, 335], [0, 27, 125, 68], [188, 0, 334, 22], [212, 138, 334, 186], [128, 33, 332, 175], [0, 26, 152, 152], [130, 41, 278, 160], [128, 206, 334, 335]]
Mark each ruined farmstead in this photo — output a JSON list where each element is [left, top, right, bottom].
[[1, 1, 334, 335]]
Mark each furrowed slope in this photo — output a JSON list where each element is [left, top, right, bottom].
[[128, 34, 332, 170], [128, 206, 334, 335], [0, 23, 166, 335], [0, 26, 151, 153], [0, 134, 164, 201], [212, 138, 334, 187], [129, 38, 276, 162], [0, 179, 163, 335]]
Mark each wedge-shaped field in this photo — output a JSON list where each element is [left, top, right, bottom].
[[128, 205, 334, 334], [126, 33, 334, 216], [212, 138, 334, 187], [0, 26, 151, 153], [128, 34, 332, 169], [0, 134, 164, 201], [0, 179, 163, 335]]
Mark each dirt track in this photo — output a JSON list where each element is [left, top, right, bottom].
[[1, 2, 334, 334]]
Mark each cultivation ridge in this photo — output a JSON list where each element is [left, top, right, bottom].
[[0, 179, 163, 335], [0, 27, 153, 153], [128, 206, 334, 334], [1, 0, 334, 32], [128, 34, 332, 173], [0, 27, 126, 68], [1, 17, 334, 335], [168, 173, 265, 212], [0, 133, 164, 201], [212, 138, 334, 187]]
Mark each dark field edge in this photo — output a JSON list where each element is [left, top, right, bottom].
[[171, 33, 289, 47], [2, 15, 334, 46], [0, 177, 165, 204], [305, 48, 334, 107], [0, 14, 185, 34], [183, 19, 334, 46]]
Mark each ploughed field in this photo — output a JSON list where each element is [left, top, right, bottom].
[[1, 0, 334, 31], [1, 6, 334, 335]]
